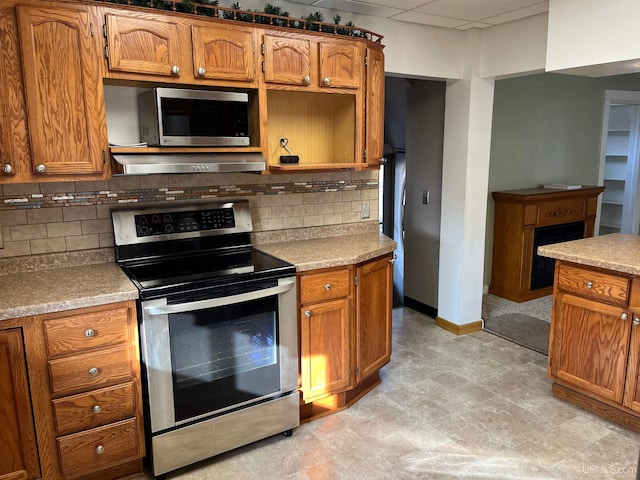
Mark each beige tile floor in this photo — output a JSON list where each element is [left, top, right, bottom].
[[139, 307, 640, 479]]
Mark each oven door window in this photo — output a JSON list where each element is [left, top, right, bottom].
[[168, 296, 280, 422]]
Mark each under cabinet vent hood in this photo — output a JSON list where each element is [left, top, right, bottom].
[[111, 153, 266, 175]]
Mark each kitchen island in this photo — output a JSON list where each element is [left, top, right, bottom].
[[538, 233, 640, 431]]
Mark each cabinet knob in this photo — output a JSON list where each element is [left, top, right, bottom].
[[197, 66, 206, 76], [304, 310, 311, 317], [92, 405, 102, 414], [585, 281, 593, 288], [1, 163, 12, 174], [84, 328, 95, 338], [171, 65, 180, 75], [634, 317, 640, 326], [390, 255, 397, 264], [88, 367, 99, 376], [95, 445, 105, 455], [303, 75, 311, 85], [324, 283, 332, 291], [621, 312, 629, 321], [323, 76, 330, 85], [35, 163, 46, 174]]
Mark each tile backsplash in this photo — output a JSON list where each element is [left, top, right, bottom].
[[0, 170, 379, 260]]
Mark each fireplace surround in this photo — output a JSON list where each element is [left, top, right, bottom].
[[489, 186, 605, 302]]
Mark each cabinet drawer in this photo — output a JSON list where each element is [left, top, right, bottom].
[[57, 418, 141, 478], [44, 307, 131, 357], [557, 263, 630, 306], [49, 345, 133, 397], [300, 268, 351, 304], [53, 383, 136, 436]]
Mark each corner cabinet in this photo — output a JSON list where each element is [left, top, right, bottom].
[[548, 261, 640, 431], [299, 253, 393, 421], [1, 0, 110, 183]]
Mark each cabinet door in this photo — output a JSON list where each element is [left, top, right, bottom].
[[17, 5, 107, 175], [623, 311, 640, 412], [192, 24, 255, 82], [105, 13, 181, 77], [318, 41, 361, 89], [549, 293, 631, 403], [0, 4, 31, 181], [365, 46, 384, 165], [0, 329, 40, 480], [263, 35, 311, 86], [300, 298, 352, 401], [355, 254, 392, 382]]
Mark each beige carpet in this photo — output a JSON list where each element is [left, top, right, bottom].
[[482, 294, 552, 355]]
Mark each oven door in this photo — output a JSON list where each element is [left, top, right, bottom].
[[139, 276, 297, 434]]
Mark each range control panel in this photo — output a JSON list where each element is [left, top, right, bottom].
[[134, 207, 235, 237]]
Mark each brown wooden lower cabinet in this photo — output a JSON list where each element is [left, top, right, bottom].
[[548, 261, 640, 430], [0, 301, 145, 480], [299, 253, 393, 421], [0, 328, 40, 480]]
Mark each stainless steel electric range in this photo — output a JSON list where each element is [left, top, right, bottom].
[[112, 200, 299, 477]]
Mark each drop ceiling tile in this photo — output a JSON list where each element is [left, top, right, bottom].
[[353, 0, 435, 9], [416, 0, 545, 22], [390, 10, 468, 28], [456, 22, 492, 30], [481, 2, 549, 25], [283, 0, 318, 4], [313, 0, 403, 18]]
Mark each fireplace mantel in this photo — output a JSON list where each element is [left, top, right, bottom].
[[489, 186, 605, 302]]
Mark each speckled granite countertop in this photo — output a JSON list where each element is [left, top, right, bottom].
[[537, 233, 640, 275], [0, 263, 138, 321], [256, 232, 397, 272]]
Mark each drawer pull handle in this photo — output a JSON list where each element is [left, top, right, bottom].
[[621, 313, 629, 321], [92, 405, 102, 414], [586, 281, 593, 288], [633, 317, 640, 326], [88, 367, 99, 376], [96, 445, 105, 455], [324, 283, 332, 291], [304, 310, 311, 317], [84, 328, 95, 338]]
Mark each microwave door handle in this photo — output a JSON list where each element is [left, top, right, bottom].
[[143, 280, 295, 315]]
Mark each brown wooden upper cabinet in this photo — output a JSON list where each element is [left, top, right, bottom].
[[318, 41, 361, 89], [104, 12, 182, 77], [191, 24, 255, 82], [104, 11, 256, 86], [365, 46, 385, 165], [263, 34, 363, 90], [262, 34, 311, 86], [15, 3, 108, 178]]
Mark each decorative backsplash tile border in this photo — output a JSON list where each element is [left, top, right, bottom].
[[0, 171, 380, 261]]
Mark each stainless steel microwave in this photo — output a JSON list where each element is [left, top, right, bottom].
[[138, 88, 250, 147]]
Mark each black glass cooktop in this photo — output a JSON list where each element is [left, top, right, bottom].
[[119, 247, 295, 299]]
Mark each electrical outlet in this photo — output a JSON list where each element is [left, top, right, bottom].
[[361, 201, 370, 219]]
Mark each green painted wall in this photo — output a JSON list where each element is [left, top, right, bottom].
[[484, 72, 640, 286]]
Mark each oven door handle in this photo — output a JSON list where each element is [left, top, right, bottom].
[[143, 280, 296, 315]]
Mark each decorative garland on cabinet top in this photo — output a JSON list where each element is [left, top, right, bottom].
[[95, 0, 383, 43]]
